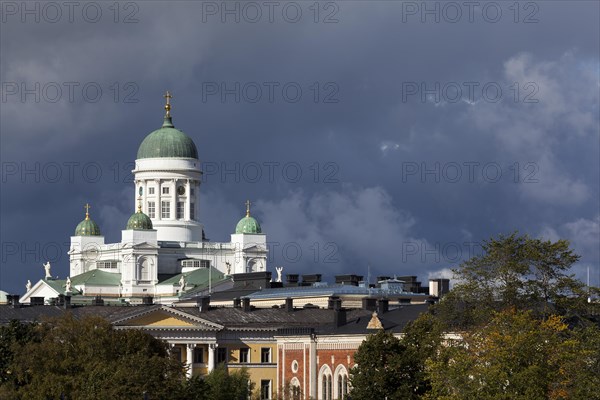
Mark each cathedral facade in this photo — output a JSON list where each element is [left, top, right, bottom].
[[21, 93, 268, 304]]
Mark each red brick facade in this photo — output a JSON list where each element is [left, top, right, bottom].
[[279, 339, 361, 400]]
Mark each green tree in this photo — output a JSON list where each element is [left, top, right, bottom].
[[397, 313, 444, 397], [350, 330, 406, 400], [0, 314, 186, 400], [0, 320, 37, 385], [204, 363, 253, 400], [425, 309, 600, 400], [349, 318, 443, 400], [434, 233, 590, 328]]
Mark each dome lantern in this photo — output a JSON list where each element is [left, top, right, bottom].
[[136, 91, 198, 160]]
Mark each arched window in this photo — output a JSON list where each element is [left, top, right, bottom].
[[290, 377, 301, 400], [334, 365, 349, 399], [319, 365, 333, 400], [138, 257, 151, 281]]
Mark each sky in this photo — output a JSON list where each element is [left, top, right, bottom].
[[1, 1, 599, 294]]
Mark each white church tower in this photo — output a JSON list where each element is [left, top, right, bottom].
[[69, 203, 105, 276], [132, 92, 204, 242]]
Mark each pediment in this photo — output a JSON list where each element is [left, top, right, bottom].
[[113, 306, 223, 331], [20, 280, 61, 303], [121, 310, 196, 327]]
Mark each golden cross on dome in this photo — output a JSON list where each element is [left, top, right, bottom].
[[84, 203, 91, 220], [245, 200, 251, 217], [164, 91, 172, 117]]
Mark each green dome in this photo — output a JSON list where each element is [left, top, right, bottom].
[[235, 216, 262, 234], [137, 117, 198, 159], [126, 208, 153, 230], [75, 216, 101, 236]]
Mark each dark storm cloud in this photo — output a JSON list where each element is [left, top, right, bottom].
[[1, 1, 598, 292]]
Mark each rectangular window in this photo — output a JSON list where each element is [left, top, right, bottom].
[[190, 203, 195, 220], [239, 348, 249, 363], [162, 186, 170, 195], [181, 260, 210, 269], [190, 187, 195, 195], [177, 202, 184, 219], [260, 380, 271, 400], [96, 261, 117, 269], [161, 201, 170, 219], [193, 348, 204, 364], [217, 347, 227, 364], [148, 187, 155, 195], [171, 346, 182, 362], [182, 260, 199, 269], [147, 201, 155, 219], [261, 348, 271, 363]]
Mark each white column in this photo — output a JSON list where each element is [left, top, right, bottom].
[[185, 179, 191, 220], [208, 343, 216, 372], [186, 344, 195, 378], [170, 179, 176, 220], [134, 180, 140, 210], [156, 179, 162, 220], [194, 180, 199, 221], [143, 180, 148, 213]]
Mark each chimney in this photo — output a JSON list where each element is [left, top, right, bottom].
[[429, 278, 450, 297], [197, 296, 210, 313], [8, 295, 20, 308], [142, 295, 154, 305], [242, 297, 251, 312], [301, 274, 322, 286], [335, 275, 363, 286], [377, 298, 389, 314], [286, 274, 299, 286], [362, 297, 377, 311], [327, 296, 340, 310], [64, 295, 72, 309], [334, 307, 347, 327], [233, 298, 241, 308], [92, 296, 104, 306], [285, 297, 293, 312]]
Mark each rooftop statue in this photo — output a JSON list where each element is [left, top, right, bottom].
[[43, 261, 52, 279]]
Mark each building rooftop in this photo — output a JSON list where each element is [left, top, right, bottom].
[[0, 302, 431, 335]]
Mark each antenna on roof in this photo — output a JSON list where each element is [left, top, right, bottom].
[[367, 264, 371, 296]]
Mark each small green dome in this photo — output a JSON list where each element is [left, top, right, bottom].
[[137, 117, 198, 159], [235, 216, 262, 234], [126, 208, 153, 230], [75, 215, 101, 236], [236, 201, 262, 234]]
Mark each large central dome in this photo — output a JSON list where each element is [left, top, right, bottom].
[[137, 117, 198, 159]]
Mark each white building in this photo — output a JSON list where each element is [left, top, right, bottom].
[[21, 93, 268, 304]]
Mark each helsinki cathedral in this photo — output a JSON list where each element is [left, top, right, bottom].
[[21, 93, 268, 304]]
